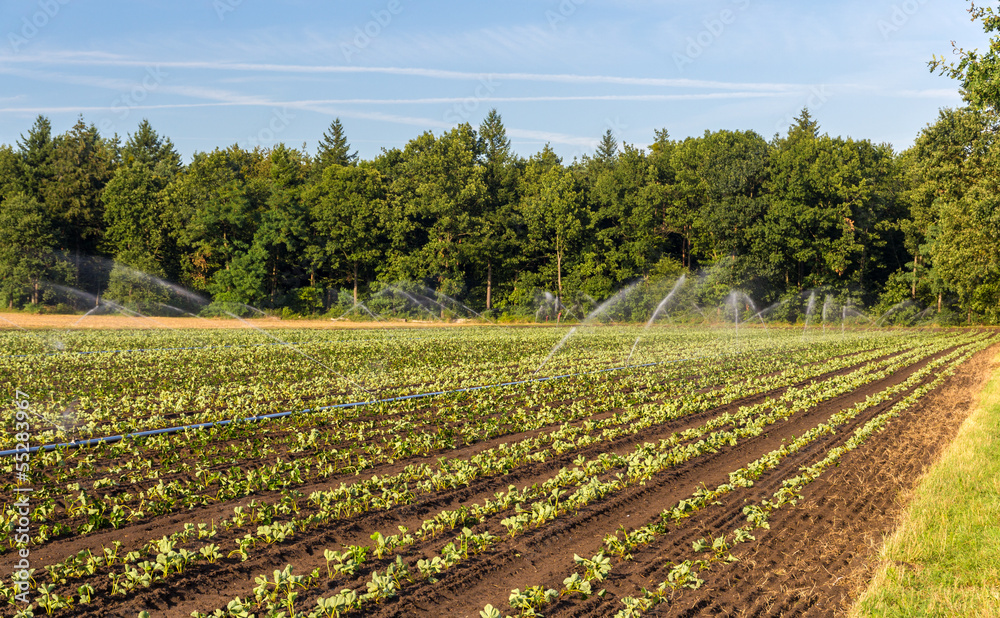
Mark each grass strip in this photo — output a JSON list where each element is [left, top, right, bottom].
[[852, 351, 1000, 618]]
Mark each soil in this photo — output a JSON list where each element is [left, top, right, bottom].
[[10, 341, 994, 618]]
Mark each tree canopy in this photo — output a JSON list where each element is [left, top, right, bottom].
[[0, 77, 998, 323]]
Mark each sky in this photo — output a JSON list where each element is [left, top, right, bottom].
[[0, 0, 991, 163]]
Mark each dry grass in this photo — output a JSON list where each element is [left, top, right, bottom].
[[0, 312, 508, 330]]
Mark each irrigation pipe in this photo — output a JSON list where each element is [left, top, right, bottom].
[[0, 359, 684, 457]]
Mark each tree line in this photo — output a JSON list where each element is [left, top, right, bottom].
[[1, 100, 999, 322]]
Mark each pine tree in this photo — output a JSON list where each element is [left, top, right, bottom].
[[16, 115, 54, 200], [477, 109, 518, 310], [479, 108, 511, 167], [786, 108, 820, 145], [121, 119, 182, 176], [595, 129, 619, 163], [314, 118, 358, 172]]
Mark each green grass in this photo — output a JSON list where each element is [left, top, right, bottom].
[[852, 352, 1000, 617]]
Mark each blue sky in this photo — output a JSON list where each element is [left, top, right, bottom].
[[0, 0, 990, 162]]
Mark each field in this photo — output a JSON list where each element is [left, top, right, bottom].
[[0, 322, 995, 617]]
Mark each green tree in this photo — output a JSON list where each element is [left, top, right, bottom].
[[762, 112, 855, 291], [0, 193, 70, 306], [643, 129, 683, 269], [582, 143, 663, 295], [761, 111, 903, 301], [43, 117, 116, 292], [521, 155, 583, 309], [930, 2, 1000, 112], [252, 144, 311, 306], [15, 115, 54, 201], [389, 124, 486, 299], [476, 109, 522, 310], [102, 164, 170, 271], [901, 108, 992, 310], [162, 147, 264, 297], [0, 146, 21, 203], [901, 107, 1000, 320], [308, 163, 388, 303], [120, 119, 182, 177], [595, 129, 619, 165], [670, 130, 769, 280], [102, 122, 186, 305]]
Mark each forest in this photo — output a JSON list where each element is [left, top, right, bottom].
[[3, 5, 1000, 323]]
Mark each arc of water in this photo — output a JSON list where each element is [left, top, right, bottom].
[[913, 306, 934, 323], [408, 283, 494, 323], [333, 302, 383, 322], [437, 291, 494, 323], [729, 291, 740, 339], [626, 275, 686, 365], [874, 300, 916, 327], [354, 303, 382, 321], [86, 257, 211, 307], [802, 291, 817, 340], [753, 300, 783, 324], [534, 281, 641, 375], [49, 283, 183, 333], [154, 302, 217, 324], [388, 287, 439, 320], [149, 302, 223, 346], [0, 314, 25, 330], [407, 289, 461, 320], [821, 294, 833, 335], [743, 294, 766, 328]]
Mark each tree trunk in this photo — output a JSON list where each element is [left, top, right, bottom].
[[486, 261, 492, 311], [556, 250, 563, 325], [353, 262, 359, 305], [911, 254, 918, 298], [937, 292, 942, 313]]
